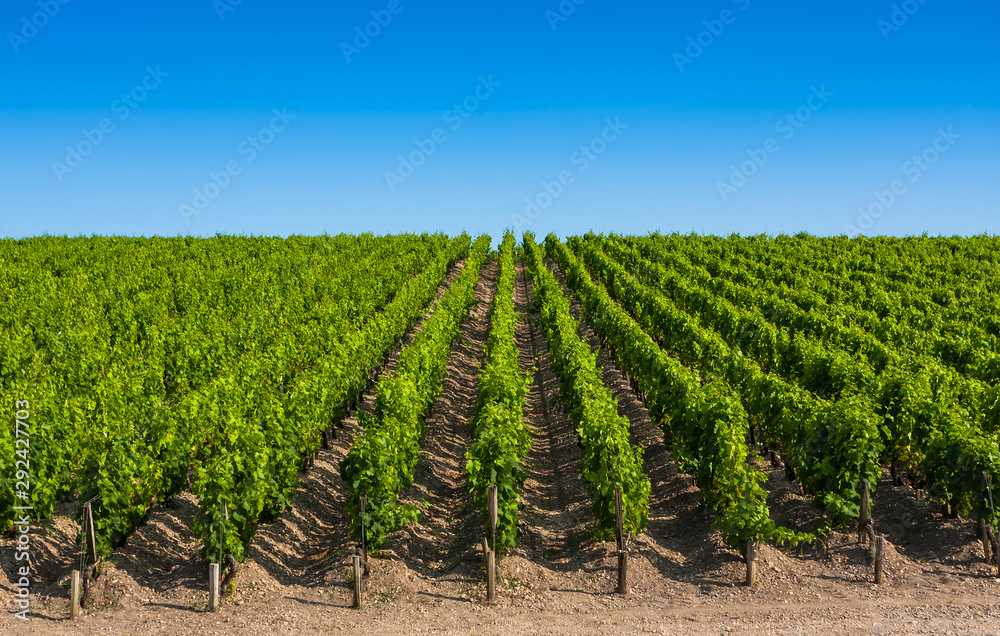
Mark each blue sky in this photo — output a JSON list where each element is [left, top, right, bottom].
[[1, 0, 997, 239]]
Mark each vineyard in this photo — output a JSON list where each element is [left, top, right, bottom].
[[2, 232, 999, 633]]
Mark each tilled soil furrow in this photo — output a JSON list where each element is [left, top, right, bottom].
[[512, 261, 593, 570], [389, 257, 499, 579]]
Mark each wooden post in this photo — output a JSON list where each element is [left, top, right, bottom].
[[981, 521, 991, 565], [352, 555, 363, 609], [208, 562, 220, 612], [486, 548, 496, 604], [69, 570, 81, 619], [981, 473, 992, 563], [865, 520, 877, 563], [83, 502, 98, 567], [916, 488, 923, 501], [746, 539, 758, 586], [484, 485, 498, 603], [858, 478, 870, 544], [614, 485, 627, 595], [873, 536, 885, 584], [360, 495, 369, 580], [487, 485, 498, 551]]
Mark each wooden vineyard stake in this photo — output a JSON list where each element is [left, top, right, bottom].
[[982, 474, 993, 565], [360, 495, 370, 585], [352, 555, 363, 609], [83, 502, 98, 567], [69, 570, 81, 619], [487, 485, 498, 549], [983, 524, 993, 567], [482, 538, 490, 571], [209, 562, 220, 612], [486, 484, 497, 603], [486, 547, 496, 604], [746, 539, 758, 586], [858, 479, 870, 544], [614, 485, 628, 595], [873, 536, 885, 584]]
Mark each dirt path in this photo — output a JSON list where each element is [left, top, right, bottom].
[[506, 261, 594, 582], [378, 257, 499, 591]]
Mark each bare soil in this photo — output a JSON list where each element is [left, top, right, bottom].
[[2, 258, 999, 635]]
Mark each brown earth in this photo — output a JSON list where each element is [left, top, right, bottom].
[[2, 258, 999, 635]]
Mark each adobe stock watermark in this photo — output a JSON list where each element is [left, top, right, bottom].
[[12, 400, 31, 622], [673, 0, 752, 73], [385, 75, 501, 192], [51, 65, 169, 183], [179, 108, 295, 223], [511, 117, 627, 233], [877, 0, 929, 41], [7, 0, 71, 54], [341, 0, 412, 63], [213, 0, 244, 21], [545, 0, 587, 31], [844, 127, 959, 237], [716, 84, 833, 202]]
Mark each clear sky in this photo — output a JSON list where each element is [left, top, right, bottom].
[[1, 0, 997, 239]]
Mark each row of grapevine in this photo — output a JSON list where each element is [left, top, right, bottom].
[[673, 234, 1000, 370], [340, 235, 492, 549], [465, 232, 532, 555], [545, 235, 809, 552], [624, 235, 1000, 526], [597, 235, 998, 528], [0, 235, 459, 560], [523, 234, 650, 539], [569, 236, 881, 524], [190, 235, 472, 563]]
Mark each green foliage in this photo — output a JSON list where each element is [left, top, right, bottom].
[[525, 234, 650, 539], [341, 235, 492, 549], [550, 235, 802, 553], [0, 234, 458, 561], [3, 231, 999, 561], [465, 232, 532, 556]]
